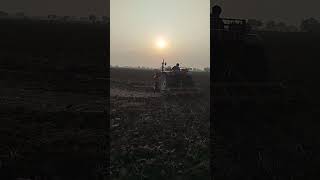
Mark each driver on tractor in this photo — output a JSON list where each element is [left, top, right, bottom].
[[172, 63, 181, 72]]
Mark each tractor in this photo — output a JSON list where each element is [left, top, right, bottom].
[[211, 5, 292, 106], [211, 5, 267, 82], [153, 60, 200, 96]]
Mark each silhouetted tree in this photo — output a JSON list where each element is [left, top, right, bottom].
[[62, 16, 70, 22], [89, 14, 97, 23], [80, 17, 88, 21], [48, 14, 57, 19], [15, 12, 25, 17], [192, 68, 201, 72], [0, 11, 8, 16], [265, 20, 276, 31], [102, 16, 109, 23], [276, 22, 287, 32], [204, 67, 210, 72], [262, 20, 298, 32], [48, 14, 57, 23], [247, 19, 263, 30], [287, 25, 299, 32], [301, 18, 319, 32]]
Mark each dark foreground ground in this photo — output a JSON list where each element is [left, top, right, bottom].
[[0, 19, 109, 179], [110, 68, 210, 179], [213, 31, 320, 178]]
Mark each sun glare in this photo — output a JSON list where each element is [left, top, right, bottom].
[[155, 37, 167, 49]]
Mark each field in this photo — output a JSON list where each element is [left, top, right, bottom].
[[0, 19, 109, 179], [212, 31, 320, 178], [2, 17, 320, 179], [110, 68, 210, 179]]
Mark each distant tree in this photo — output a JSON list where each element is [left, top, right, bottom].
[[80, 17, 88, 21], [203, 67, 210, 72], [276, 22, 287, 32], [48, 14, 57, 19], [192, 68, 201, 72], [62, 16, 70, 22], [247, 19, 263, 30], [301, 18, 319, 32], [0, 11, 8, 16], [89, 14, 97, 23], [102, 16, 109, 23], [293, 26, 299, 32], [286, 25, 299, 32], [262, 20, 299, 32], [15, 12, 25, 17], [69, 16, 76, 21], [265, 20, 276, 31], [48, 14, 57, 23]]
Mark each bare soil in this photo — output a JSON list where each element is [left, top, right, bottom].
[[110, 68, 210, 180]]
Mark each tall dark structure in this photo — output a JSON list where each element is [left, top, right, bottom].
[[211, 5, 267, 82]]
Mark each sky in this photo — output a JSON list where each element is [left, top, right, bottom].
[[110, 0, 210, 69]]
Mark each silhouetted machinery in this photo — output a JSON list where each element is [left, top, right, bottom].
[[211, 5, 267, 82], [211, 5, 288, 105]]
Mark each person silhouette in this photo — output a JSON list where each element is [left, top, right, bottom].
[[172, 63, 180, 72], [211, 5, 224, 30]]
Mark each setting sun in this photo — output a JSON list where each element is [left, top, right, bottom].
[[111, 0, 209, 68], [155, 37, 167, 49]]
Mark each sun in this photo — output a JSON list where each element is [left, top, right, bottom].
[[157, 40, 166, 49], [155, 37, 167, 49]]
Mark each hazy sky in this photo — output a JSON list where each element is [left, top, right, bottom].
[[111, 0, 210, 69]]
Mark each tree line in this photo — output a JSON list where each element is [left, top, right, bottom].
[[2, 10, 319, 32], [248, 18, 320, 32], [0, 10, 109, 24]]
